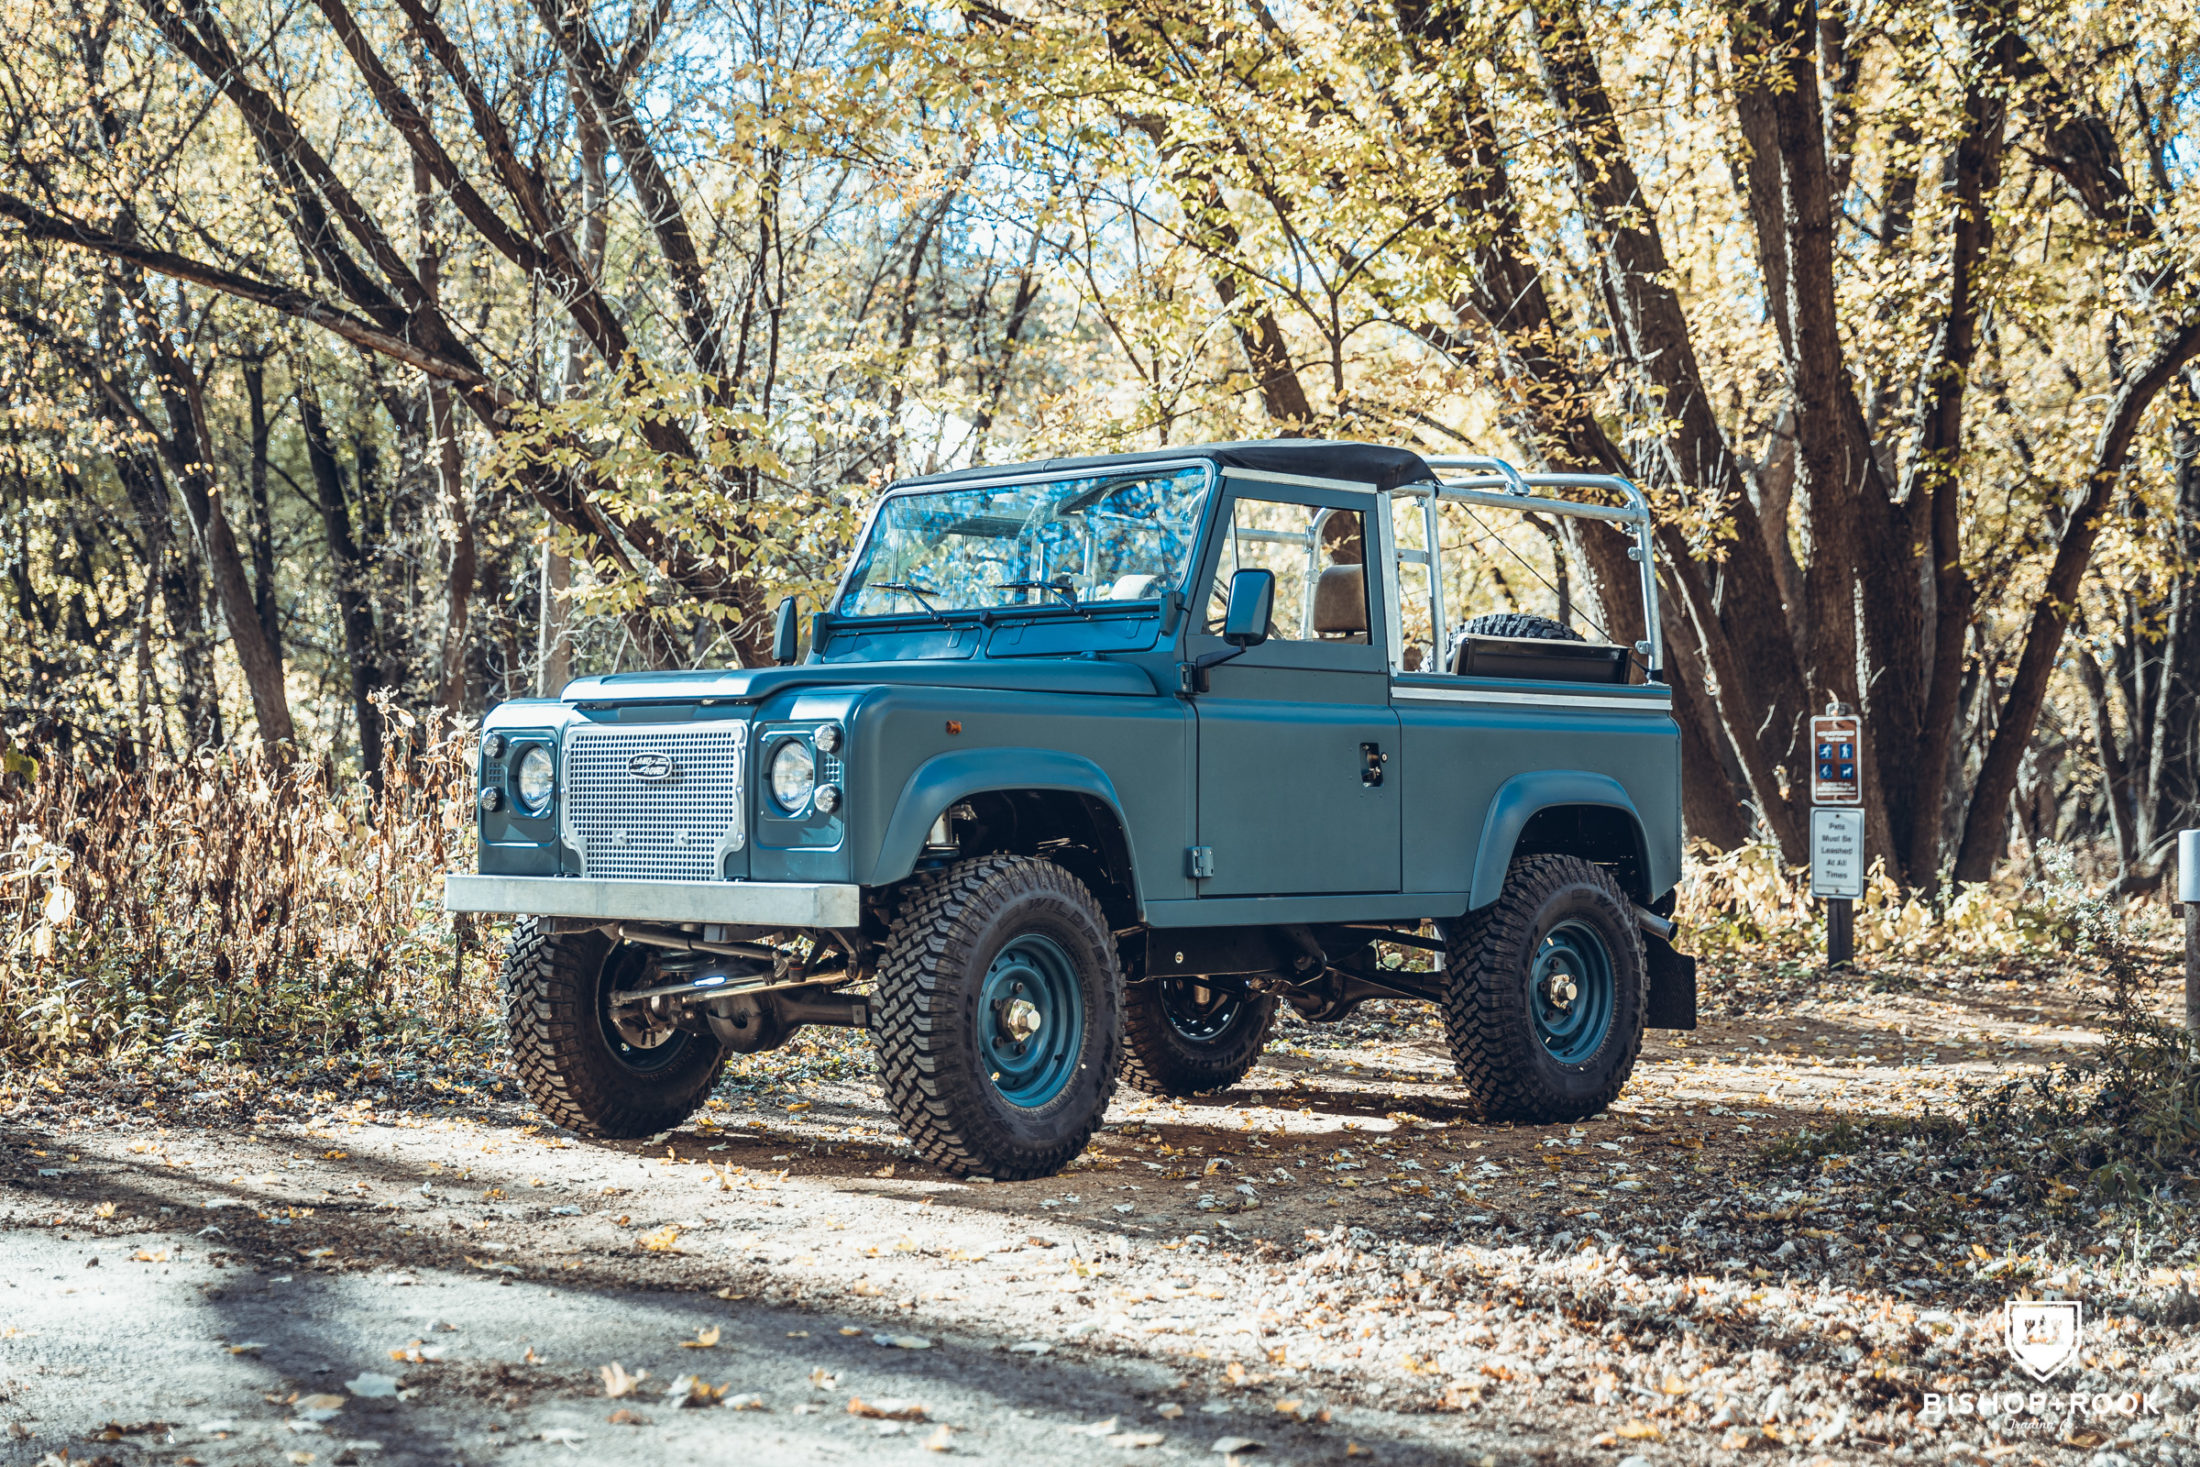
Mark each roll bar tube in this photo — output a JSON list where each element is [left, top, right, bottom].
[[1407, 456, 1664, 681]]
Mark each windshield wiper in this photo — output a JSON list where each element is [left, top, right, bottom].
[[870, 581, 949, 623], [996, 576, 1080, 608]]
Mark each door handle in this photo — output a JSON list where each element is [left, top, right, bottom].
[[1361, 742, 1388, 787]]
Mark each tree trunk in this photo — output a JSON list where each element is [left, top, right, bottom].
[[1952, 318, 2200, 882], [240, 353, 282, 656], [118, 269, 295, 751], [298, 389, 385, 786]]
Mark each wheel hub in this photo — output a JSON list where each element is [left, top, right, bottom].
[[1001, 996, 1044, 1043]]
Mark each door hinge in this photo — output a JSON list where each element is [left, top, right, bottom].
[[1186, 846, 1215, 879], [1361, 742, 1388, 787]]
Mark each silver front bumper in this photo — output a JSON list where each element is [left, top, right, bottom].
[[444, 874, 862, 930]]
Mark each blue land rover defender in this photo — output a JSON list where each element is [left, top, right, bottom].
[[447, 442, 1696, 1179]]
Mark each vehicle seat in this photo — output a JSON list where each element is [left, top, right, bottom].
[[1102, 573, 1159, 601], [1312, 565, 1368, 642]]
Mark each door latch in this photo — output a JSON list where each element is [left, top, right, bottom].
[[1361, 742, 1388, 787]]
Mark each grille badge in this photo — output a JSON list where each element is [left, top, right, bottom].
[[626, 751, 677, 781]]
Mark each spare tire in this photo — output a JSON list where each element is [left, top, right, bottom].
[[1447, 612, 1581, 670]]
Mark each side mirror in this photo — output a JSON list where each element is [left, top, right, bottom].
[[771, 596, 802, 666], [1221, 569, 1275, 648]]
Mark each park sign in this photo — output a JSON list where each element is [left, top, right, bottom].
[[1810, 712, 1862, 806], [1810, 807, 1865, 901]]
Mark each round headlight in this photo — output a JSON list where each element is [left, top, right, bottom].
[[813, 783, 842, 815], [814, 722, 843, 754], [769, 739, 816, 811], [515, 745, 555, 813]]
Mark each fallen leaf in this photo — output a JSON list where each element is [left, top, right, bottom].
[[606, 1410, 647, 1426], [664, 1374, 726, 1408], [538, 1427, 585, 1448], [711, 1288, 748, 1301], [1346, 1445, 1372, 1459], [1111, 1431, 1167, 1448], [1007, 1341, 1051, 1355], [92, 1202, 117, 1220], [600, 1363, 647, 1399], [638, 1227, 683, 1254], [848, 1397, 927, 1421], [1157, 1403, 1185, 1419], [133, 1249, 170, 1263], [1614, 1421, 1663, 1441], [343, 1373, 399, 1399], [1211, 1437, 1262, 1454], [680, 1326, 722, 1350], [873, 1334, 933, 1350], [723, 1395, 767, 1412], [227, 1342, 269, 1356], [923, 1423, 952, 1452]]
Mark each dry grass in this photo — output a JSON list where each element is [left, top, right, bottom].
[[1674, 837, 2103, 958], [0, 708, 489, 1064]]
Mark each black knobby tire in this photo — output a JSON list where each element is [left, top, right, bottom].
[[1458, 611, 1582, 643], [502, 917, 728, 1138], [872, 856, 1123, 1180], [1442, 854, 1646, 1123], [1121, 981, 1277, 1098]]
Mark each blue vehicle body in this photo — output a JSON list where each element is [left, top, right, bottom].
[[450, 440, 1690, 1028]]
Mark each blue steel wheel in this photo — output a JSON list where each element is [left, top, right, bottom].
[[978, 933, 1087, 1107], [1530, 920, 1616, 1064], [500, 920, 727, 1140], [1440, 854, 1647, 1123], [872, 856, 1123, 1180]]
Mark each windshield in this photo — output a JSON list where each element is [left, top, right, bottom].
[[838, 465, 1212, 617]]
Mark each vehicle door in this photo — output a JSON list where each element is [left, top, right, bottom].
[[1190, 483, 1401, 897]]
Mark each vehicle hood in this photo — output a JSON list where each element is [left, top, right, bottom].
[[560, 657, 1165, 703]]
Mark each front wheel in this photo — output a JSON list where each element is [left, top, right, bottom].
[[1121, 979, 1277, 1097], [872, 856, 1123, 1179], [502, 918, 728, 1138], [1442, 854, 1646, 1122]]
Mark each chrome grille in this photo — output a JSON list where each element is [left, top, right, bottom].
[[561, 722, 747, 881]]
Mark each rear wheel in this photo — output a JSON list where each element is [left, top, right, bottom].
[[1441, 854, 1646, 1122], [502, 918, 728, 1138], [1121, 979, 1277, 1097], [872, 856, 1122, 1179]]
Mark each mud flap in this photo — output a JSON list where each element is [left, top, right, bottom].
[[1644, 934, 1696, 1030]]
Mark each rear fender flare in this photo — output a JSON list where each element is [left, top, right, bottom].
[[1469, 771, 1649, 909]]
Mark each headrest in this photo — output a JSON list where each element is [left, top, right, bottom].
[[1312, 564, 1367, 634]]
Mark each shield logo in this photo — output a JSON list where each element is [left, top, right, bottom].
[[626, 751, 676, 782], [2004, 1300, 2082, 1381]]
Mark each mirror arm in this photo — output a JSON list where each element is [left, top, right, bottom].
[[1178, 645, 1247, 696]]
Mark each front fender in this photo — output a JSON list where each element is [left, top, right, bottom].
[[866, 748, 1135, 890], [1469, 770, 1648, 910]]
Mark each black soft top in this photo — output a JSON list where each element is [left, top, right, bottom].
[[893, 439, 1439, 495]]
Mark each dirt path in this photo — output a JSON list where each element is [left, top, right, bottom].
[[5, 959, 2197, 1466]]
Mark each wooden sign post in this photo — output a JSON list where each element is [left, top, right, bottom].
[[1809, 704, 1863, 968]]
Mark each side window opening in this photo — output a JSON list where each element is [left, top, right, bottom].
[[1204, 498, 1369, 643], [1387, 492, 1636, 684]]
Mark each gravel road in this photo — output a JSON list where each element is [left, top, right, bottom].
[[5, 959, 2197, 1466]]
